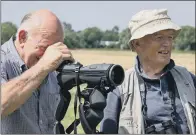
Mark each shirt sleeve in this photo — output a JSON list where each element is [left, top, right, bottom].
[[189, 72, 196, 89], [100, 87, 122, 133]]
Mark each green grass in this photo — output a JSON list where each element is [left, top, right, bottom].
[[61, 86, 85, 134]]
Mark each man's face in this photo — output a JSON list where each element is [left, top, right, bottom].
[[21, 30, 63, 68], [134, 29, 175, 66]]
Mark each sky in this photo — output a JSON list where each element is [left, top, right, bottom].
[[1, 1, 195, 32]]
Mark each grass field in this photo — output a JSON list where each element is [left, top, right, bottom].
[[61, 49, 195, 134]]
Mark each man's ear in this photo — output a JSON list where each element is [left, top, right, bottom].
[[18, 30, 27, 48]]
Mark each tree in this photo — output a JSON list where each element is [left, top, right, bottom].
[[119, 28, 131, 50], [1, 22, 17, 45], [62, 21, 82, 48], [79, 27, 103, 48], [174, 26, 195, 51], [102, 30, 119, 41], [64, 31, 81, 48], [62, 22, 74, 32], [112, 25, 119, 33]]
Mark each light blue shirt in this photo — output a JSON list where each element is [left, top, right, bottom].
[[1, 36, 63, 134]]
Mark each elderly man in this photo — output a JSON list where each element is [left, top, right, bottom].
[[1, 9, 74, 134], [100, 9, 195, 134]]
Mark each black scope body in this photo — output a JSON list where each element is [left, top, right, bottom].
[[56, 61, 125, 91], [55, 61, 125, 134]]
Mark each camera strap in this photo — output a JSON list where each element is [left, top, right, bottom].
[[140, 82, 148, 128], [73, 65, 82, 134], [168, 78, 178, 130]]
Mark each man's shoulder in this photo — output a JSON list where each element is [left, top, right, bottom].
[[120, 67, 136, 83], [125, 67, 135, 76], [1, 45, 9, 65], [1, 41, 12, 82], [118, 67, 135, 91], [172, 65, 196, 88], [1, 40, 12, 60], [173, 65, 194, 77], [173, 65, 188, 71]]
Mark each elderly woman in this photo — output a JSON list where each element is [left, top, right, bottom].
[[100, 9, 195, 134]]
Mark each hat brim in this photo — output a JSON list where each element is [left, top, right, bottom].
[[128, 19, 181, 44]]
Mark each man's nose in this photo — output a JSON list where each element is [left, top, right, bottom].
[[162, 37, 172, 47]]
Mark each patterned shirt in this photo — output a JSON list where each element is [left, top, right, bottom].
[[1, 37, 63, 134]]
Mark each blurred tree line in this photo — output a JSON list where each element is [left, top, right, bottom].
[[1, 21, 195, 51]]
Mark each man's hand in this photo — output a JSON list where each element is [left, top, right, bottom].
[[37, 42, 74, 73]]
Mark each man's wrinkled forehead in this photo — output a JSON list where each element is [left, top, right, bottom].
[[135, 29, 175, 43], [27, 12, 64, 40], [30, 27, 64, 42]]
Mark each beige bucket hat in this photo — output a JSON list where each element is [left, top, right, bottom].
[[128, 9, 181, 44]]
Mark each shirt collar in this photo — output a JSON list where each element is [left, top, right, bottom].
[[7, 35, 27, 72], [134, 56, 175, 80]]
